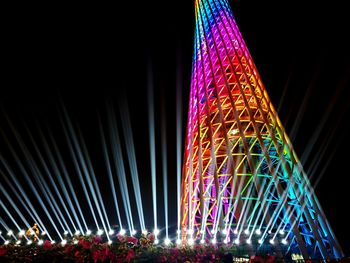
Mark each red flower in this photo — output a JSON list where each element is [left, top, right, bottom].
[[0, 247, 7, 256], [117, 234, 126, 242], [126, 249, 135, 262], [127, 236, 138, 245], [78, 239, 92, 249], [43, 240, 53, 250], [148, 233, 155, 242], [93, 236, 103, 244], [64, 244, 75, 254]]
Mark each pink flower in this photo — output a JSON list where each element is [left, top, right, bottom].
[[0, 247, 7, 256], [43, 240, 53, 250], [127, 236, 138, 245], [126, 249, 135, 262], [78, 239, 92, 249]]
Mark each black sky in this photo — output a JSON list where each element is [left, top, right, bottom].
[[1, 0, 350, 256]]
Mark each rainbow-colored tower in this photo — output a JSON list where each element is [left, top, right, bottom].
[[180, 0, 343, 260]]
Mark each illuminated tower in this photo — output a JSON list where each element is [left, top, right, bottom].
[[180, 0, 343, 260]]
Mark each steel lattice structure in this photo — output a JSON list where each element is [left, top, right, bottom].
[[180, 0, 343, 260]]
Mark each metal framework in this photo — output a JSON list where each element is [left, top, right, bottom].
[[180, 0, 343, 260]]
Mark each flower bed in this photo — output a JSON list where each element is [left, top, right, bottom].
[[0, 234, 348, 262]]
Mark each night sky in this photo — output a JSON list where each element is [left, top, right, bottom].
[[1, 0, 350, 256]]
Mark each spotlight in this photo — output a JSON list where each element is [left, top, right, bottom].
[[200, 239, 205, 244], [0, 231, 2, 235], [41, 231, 46, 236], [187, 229, 194, 235], [30, 230, 35, 236], [97, 229, 104, 236], [61, 240, 67, 246], [187, 238, 194, 246], [269, 239, 275, 245], [27, 240, 33, 245], [51, 240, 56, 244], [282, 239, 288, 245], [255, 229, 261, 235], [223, 239, 228, 244], [210, 229, 215, 234], [246, 239, 251, 244], [234, 239, 240, 245], [4, 240, 10, 245], [86, 229, 92, 236], [222, 229, 228, 235], [153, 229, 160, 236], [211, 239, 216, 244], [63, 230, 69, 235], [154, 239, 159, 245], [131, 229, 137, 236], [176, 229, 181, 235], [7, 230, 13, 236], [108, 240, 112, 245], [16, 240, 21, 245], [38, 240, 43, 245], [142, 229, 148, 235], [73, 240, 78, 244], [244, 229, 250, 235], [233, 229, 238, 234], [200, 229, 205, 234], [108, 229, 115, 236], [258, 239, 263, 244], [268, 230, 272, 234], [119, 229, 126, 236], [279, 230, 285, 235], [176, 239, 181, 245], [164, 238, 171, 246], [74, 230, 81, 236], [18, 230, 25, 237]]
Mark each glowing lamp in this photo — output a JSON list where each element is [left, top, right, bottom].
[[97, 229, 104, 236], [74, 230, 80, 236], [18, 230, 25, 236], [282, 239, 288, 245], [61, 240, 67, 246], [164, 238, 171, 246], [108, 240, 112, 245], [258, 239, 263, 244], [154, 239, 159, 245], [200, 239, 205, 244], [16, 240, 21, 245], [38, 240, 43, 245], [187, 238, 194, 246], [176, 239, 181, 245], [108, 229, 115, 235], [86, 230, 92, 236], [255, 229, 261, 235], [269, 239, 275, 245], [4, 240, 10, 245], [222, 229, 228, 235], [279, 230, 285, 235], [119, 229, 126, 236], [244, 229, 250, 235], [153, 228, 160, 236], [246, 239, 251, 244], [142, 229, 148, 235], [131, 229, 137, 235], [233, 229, 238, 234], [211, 238, 216, 244], [73, 240, 78, 244], [27, 240, 33, 245], [63, 230, 68, 235], [234, 238, 240, 245], [7, 230, 13, 236]]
